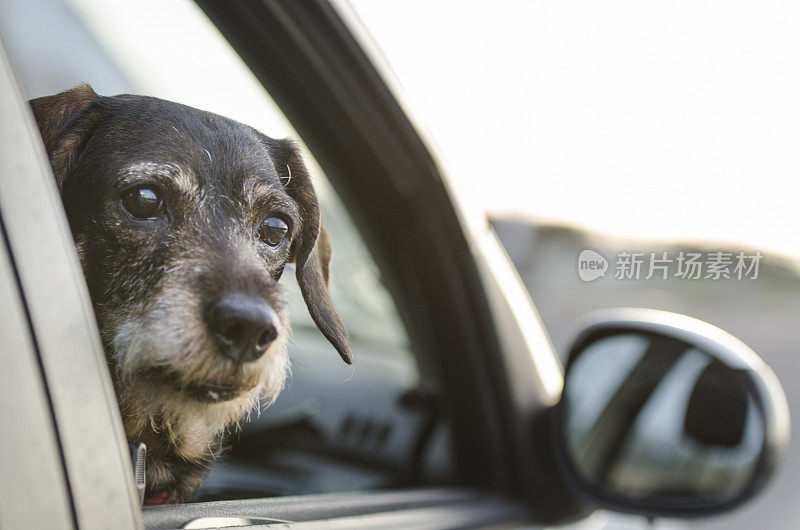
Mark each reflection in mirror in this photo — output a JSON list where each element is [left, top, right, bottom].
[[563, 332, 764, 502]]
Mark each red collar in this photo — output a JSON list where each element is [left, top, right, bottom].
[[143, 491, 171, 506]]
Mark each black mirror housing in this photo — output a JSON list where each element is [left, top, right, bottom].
[[554, 308, 790, 518]]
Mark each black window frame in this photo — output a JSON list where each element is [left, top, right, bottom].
[[192, 0, 583, 520], [195, 0, 517, 491]]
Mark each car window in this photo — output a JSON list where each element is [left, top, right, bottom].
[[0, 0, 447, 502]]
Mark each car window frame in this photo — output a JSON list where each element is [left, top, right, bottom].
[[192, 0, 582, 515], [0, 34, 532, 526], [194, 0, 517, 489]]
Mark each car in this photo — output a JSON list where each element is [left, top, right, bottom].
[[0, 1, 790, 528]]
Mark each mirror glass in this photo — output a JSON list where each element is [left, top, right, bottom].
[[562, 331, 764, 503]]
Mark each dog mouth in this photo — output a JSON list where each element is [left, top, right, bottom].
[[134, 366, 253, 403], [181, 382, 243, 403]]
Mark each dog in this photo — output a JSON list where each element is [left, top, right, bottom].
[[29, 85, 352, 504]]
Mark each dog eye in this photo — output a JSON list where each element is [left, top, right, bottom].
[[121, 187, 165, 220], [259, 217, 289, 247]]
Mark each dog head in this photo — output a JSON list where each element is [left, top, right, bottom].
[[30, 85, 351, 498]]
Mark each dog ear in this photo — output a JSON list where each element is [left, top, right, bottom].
[[29, 84, 103, 188], [264, 138, 352, 365]]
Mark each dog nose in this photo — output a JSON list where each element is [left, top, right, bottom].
[[205, 294, 279, 363]]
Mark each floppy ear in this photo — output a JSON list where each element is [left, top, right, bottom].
[[265, 138, 352, 365], [29, 84, 103, 189]]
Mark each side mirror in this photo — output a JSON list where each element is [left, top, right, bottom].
[[554, 308, 790, 517]]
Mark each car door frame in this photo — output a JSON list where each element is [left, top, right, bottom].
[[0, 0, 587, 525]]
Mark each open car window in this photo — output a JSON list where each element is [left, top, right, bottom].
[[0, 0, 452, 504]]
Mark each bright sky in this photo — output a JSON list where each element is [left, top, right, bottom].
[[65, 0, 296, 145], [66, 0, 800, 258], [349, 1, 800, 259]]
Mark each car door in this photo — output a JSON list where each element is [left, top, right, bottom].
[[0, 0, 579, 528]]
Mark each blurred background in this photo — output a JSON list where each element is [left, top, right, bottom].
[[2, 0, 799, 528]]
